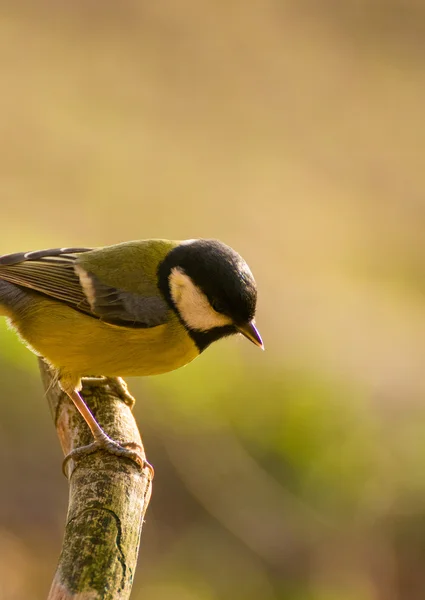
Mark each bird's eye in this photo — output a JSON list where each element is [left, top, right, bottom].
[[211, 299, 226, 313]]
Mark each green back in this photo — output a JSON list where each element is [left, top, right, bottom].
[[78, 239, 178, 295]]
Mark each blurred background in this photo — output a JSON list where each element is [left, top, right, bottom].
[[0, 1, 425, 598]]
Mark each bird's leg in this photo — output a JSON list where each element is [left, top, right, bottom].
[[62, 387, 154, 479], [82, 376, 136, 408]]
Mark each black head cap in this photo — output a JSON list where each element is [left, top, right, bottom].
[[158, 239, 258, 350]]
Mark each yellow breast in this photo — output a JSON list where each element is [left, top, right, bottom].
[[9, 295, 200, 380]]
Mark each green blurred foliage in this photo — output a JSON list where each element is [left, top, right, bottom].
[[1, 1, 425, 599]]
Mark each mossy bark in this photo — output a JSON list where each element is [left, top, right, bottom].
[[39, 360, 152, 600]]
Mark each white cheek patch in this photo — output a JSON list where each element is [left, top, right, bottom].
[[169, 267, 232, 331]]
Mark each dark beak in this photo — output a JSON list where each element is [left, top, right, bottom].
[[237, 321, 264, 350]]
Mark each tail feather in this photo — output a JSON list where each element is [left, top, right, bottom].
[[0, 279, 29, 317]]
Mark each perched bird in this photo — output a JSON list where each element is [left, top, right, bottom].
[[0, 238, 263, 472]]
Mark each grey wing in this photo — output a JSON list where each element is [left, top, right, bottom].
[[0, 247, 169, 328], [82, 270, 169, 327], [0, 247, 92, 266]]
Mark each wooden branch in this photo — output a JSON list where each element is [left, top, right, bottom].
[[39, 360, 152, 600]]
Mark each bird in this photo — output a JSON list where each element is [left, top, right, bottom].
[[0, 238, 263, 474]]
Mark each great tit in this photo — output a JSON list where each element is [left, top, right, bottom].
[[0, 238, 263, 472]]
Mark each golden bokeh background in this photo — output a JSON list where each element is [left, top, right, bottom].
[[1, 1, 425, 598]]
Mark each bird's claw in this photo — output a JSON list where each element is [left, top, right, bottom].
[[81, 376, 136, 408], [62, 435, 154, 480]]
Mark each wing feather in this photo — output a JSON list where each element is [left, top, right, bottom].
[[0, 247, 168, 328]]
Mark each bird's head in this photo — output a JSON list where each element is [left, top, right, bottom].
[[158, 239, 263, 351]]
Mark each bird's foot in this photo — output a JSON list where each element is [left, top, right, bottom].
[[62, 433, 154, 479], [82, 376, 136, 408], [105, 377, 136, 408]]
